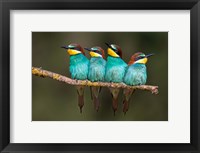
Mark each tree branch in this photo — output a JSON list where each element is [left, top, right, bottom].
[[32, 67, 159, 94]]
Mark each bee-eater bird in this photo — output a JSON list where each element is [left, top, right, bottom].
[[123, 52, 154, 114], [105, 43, 127, 114], [61, 43, 89, 113], [84, 46, 106, 112]]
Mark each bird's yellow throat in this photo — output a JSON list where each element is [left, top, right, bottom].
[[135, 57, 148, 64], [107, 48, 119, 57], [90, 51, 102, 57], [67, 49, 81, 55]]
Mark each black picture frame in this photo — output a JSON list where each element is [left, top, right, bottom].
[[0, 0, 199, 152]]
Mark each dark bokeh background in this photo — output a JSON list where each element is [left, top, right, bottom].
[[32, 32, 168, 121]]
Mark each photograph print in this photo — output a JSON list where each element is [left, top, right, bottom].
[[32, 32, 168, 121]]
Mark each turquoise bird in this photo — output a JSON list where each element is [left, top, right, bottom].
[[84, 46, 106, 112], [105, 43, 127, 114], [62, 43, 89, 113], [123, 52, 154, 114]]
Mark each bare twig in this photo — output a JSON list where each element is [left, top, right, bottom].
[[32, 67, 159, 94]]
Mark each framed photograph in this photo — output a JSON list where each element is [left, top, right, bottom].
[[0, 0, 199, 152]]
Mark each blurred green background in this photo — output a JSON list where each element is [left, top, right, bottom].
[[32, 32, 168, 121]]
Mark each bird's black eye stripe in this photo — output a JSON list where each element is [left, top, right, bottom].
[[136, 56, 144, 61], [111, 47, 117, 51], [96, 50, 102, 55], [109, 46, 118, 54], [69, 46, 75, 49], [73, 47, 80, 51], [116, 50, 120, 54], [91, 48, 102, 55]]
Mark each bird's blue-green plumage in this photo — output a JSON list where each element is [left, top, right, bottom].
[[69, 54, 89, 80], [88, 57, 106, 82], [123, 63, 147, 85], [105, 56, 127, 83]]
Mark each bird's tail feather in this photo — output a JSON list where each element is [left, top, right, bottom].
[[112, 97, 118, 115], [76, 86, 85, 113], [91, 87, 101, 112], [122, 89, 135, 114], [93, 96, 100, 112], [110, 88, 120, 115], [78, 94, 84, 113]]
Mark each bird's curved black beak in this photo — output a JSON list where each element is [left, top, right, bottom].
[[84, 48, 91, 51], [105, 42, 111, 48], [61, 46, 69, 49], [146, 53, 154, 58]]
